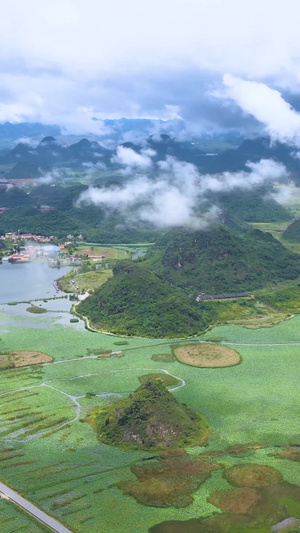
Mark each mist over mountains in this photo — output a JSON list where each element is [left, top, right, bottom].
[[0, 122, 297, 233], [2, 126, 300, 177]]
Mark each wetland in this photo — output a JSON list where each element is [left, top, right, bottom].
[[0, 261, 300, 532]]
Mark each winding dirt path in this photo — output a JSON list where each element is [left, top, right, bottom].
[[0, 367, 186, 442]]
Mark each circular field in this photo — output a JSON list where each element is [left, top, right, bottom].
[[174, 343, 240, 368]]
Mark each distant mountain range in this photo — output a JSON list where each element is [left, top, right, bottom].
[[0, 119, 187, 145], [1, 129, 300, 183]]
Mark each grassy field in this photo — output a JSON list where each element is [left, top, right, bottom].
[[75, 245, 130, 260], [58, 268, 113, 293], [197, 276, 300, 328], [0, 307, 300, 531], [0, 498, 49, 532]]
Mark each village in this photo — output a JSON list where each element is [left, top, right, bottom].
[[0, 232, 85, 266]]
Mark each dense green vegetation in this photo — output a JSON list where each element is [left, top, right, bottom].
[[213, 187, 291, 222], [2, 131, 300, 532], [89, 379, 209, 449], [0, 184, 291, 241], [1, 307, 300, 532], [120, 449, 220, 508], [257, 278, 300, 313], [0, 203, 160, 242], [77, 262, 215, 337], [157, 226, 300, 292], [0, 135, 294, 244], [282, 218, 300, 242], [26, 305, 47, 314], [76, 223, 300, 337]]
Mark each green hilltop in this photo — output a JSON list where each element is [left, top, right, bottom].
[[77, 262, 214, 338], [77, 225, 300, 337], [282, 219, 300, 242], [88, 379, 209, 450], [157, 226, 300, 293]]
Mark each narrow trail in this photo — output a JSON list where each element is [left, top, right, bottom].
[[222, 341, 300, 346], [43, 354, 98, 366], [39, 383, 83, 435], [0, 368, 186, 442], [0, 382, 85, 442]]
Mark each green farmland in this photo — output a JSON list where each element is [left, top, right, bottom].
[[0, 306, 300, 532]]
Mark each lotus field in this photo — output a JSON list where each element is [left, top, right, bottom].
[[0, 305, 299, 532]]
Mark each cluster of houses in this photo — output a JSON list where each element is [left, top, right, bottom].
[[1, 232, 56, 243], [1, 232, 85, 248]]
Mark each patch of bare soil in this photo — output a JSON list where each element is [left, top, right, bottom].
[[174, 343, 240, 367], [3, 351, 52, 368]]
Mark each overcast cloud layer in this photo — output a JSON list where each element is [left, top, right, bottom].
[[1, 0, 300, 136]]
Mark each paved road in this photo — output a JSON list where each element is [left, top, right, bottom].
[[0, 481, 73, 533]]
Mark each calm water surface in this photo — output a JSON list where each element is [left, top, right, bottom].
[[0, 260, 70, 303]]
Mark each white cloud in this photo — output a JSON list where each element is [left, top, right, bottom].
[[270, 184, 294, 205], [1, 1, 300, 130], [15, 137, 38, 147], [37, 168, 67, 185], [112, 146, 154, 173], [77, 157, 287, 228], [222, 74, 300, 145], [1, 0, 299, 79], [200, 159, 288, 194], [0, 103, 35, 123]]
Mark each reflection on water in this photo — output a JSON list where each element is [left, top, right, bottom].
[[0, 260, 70, 303], [0, 260, 86, 331], [0, 301, 86, 331]]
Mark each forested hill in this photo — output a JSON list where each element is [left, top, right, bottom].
[[155, 226, 300, 293], [0, 179, 291, 242], [77, 224, 300, 337], [92, 379, 209, 449], [77, 262, 215, 338], [211, 187, 290, 223], [282, 219, 300, 242]]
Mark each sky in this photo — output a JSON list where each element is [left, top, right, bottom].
[[1, 0, 300, 136]]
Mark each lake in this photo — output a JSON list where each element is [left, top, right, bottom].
[[0, 260, 71, 303]]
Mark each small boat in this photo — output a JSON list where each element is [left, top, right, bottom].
[[8, 254, 31, 263]]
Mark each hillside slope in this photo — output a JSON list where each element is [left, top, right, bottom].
[[282, 219, 300, 242], [89, 379, 209, 449], [158, 226, 300, 293], [77, 262, 214, 338]]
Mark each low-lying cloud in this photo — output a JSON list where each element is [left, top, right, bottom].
[[221, 75, 300, 147], [111, 146, 156, 174], [37, 168, 68, 185], [77, 157, 288, 229]]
